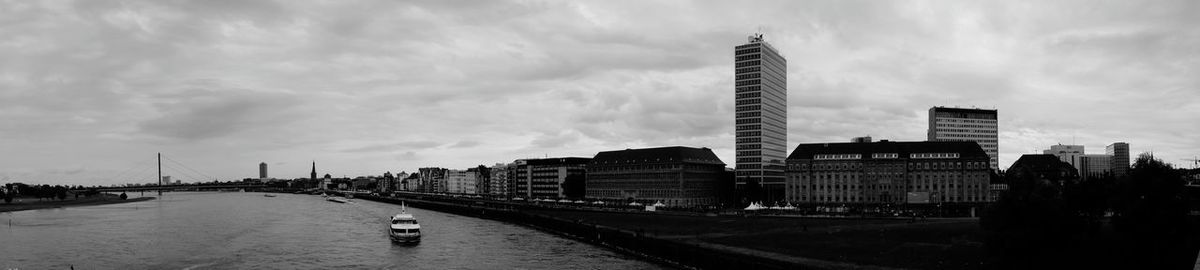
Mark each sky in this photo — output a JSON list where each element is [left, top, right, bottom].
[[2, 0, 1198, 186]]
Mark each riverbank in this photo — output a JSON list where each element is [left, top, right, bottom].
[[0, 194, 155, 213]]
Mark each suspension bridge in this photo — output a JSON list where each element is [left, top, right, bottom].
[[82, 153, 263, 193]]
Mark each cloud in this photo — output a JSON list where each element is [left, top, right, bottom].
[[342, 141, 443, 153], [3, 1, 1199, 186], [448, 140, 481, 148]]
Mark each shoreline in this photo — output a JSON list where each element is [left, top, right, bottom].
[[0, 196, 155, 213]]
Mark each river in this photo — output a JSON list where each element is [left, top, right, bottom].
[[0, 192, 666, 269]]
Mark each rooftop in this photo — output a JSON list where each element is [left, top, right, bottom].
[[591, 146, 725, 165], [786, 141, 989, 160]]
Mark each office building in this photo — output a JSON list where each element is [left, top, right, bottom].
[[586, 146, 727, 207], [928, 107, 999, 170], [785, 141, 992, 205], [259, 162, 268, 179], [514, 157, 590, 199], [1106, 142, 1130, 177], [1043, 144, 1085, 169], [1074, 154, 1112, 179], [734, 33, 788, 202]]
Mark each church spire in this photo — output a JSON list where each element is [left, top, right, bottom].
[[310, 161, 317, 181]]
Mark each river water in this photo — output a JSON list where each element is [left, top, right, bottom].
[[0, 192, 665, 269]]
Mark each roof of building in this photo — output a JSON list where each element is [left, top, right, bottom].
[[786, 141, 989, 160], [519, 157, 592, 166], [1010, 154, 1076, 172], [590, 146, 725, 165], [930, 106, 998, 114]]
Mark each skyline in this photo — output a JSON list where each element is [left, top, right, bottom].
[[3, 1, 1199, 186]]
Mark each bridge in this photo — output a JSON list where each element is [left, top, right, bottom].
[[91, 183, 266, 192], [86, 153, 251, 194]]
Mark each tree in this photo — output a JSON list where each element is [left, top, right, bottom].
[[560, 174, 585, 199], [980, 168, 1077, 269], [1110, 153, 1192, 269], [55, 186, 67, 200]]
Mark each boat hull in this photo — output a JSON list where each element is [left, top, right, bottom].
[[389, 234, 421, 243]]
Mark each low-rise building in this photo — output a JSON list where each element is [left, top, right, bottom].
[[586, 146, 726, 207], [785, 141, 992, 206]]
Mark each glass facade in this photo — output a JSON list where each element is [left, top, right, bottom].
[[735, 34, 787, 201]]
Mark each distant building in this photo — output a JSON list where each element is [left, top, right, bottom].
[[418, 167, 447, 193], [377, 172, 394, 193], [1075, 154, 1112, 179], [446, 169, 476, 194], [469, 165, 491, 195], [928, 107, 999, 171], [1043, 144, 1085, 169], [489, 163, 515, 197], [851, 136, 873, 143], [514, 157, 590, 199], [259, 162, 268, 179], [400, 173, 419, 191], [586, 146, 727, 207], [734, 33, 788, 202], [1106, 142, 1130, 177], [311, 161, 319, 189], [1006, 154, 1080, 185], [785, 141, 993, 205], [322, 174, 332, 190], [162, 176, 171, 185]]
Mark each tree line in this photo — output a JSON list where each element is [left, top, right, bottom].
[[982, 154, 1197, 269]]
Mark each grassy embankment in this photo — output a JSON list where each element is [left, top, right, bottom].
[[526, 209, 988, 269], [0, 194, 155, 213]]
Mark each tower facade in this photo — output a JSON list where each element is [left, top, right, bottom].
[[928, 107, 999, 171], [1106, 142, 1130, 177], [734, 33, 787, 202], [259, 162, 268, 179], [310, 161, 317, 184]]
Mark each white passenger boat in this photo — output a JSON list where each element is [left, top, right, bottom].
[[389, 204, 421, 243]]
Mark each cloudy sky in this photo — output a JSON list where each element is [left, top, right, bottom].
[[3, 0, 1198, 186]]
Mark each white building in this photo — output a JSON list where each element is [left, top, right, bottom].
[[446, 169, 476, 195], [1044, 144, 1085, 170], [928, 107, 999, 170]]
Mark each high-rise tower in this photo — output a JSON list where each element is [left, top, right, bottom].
[[259, 162, 268, 179], [928, 107, 999, 170], [1106, 142, 1129, 176], [734, 33, 787, 202]]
